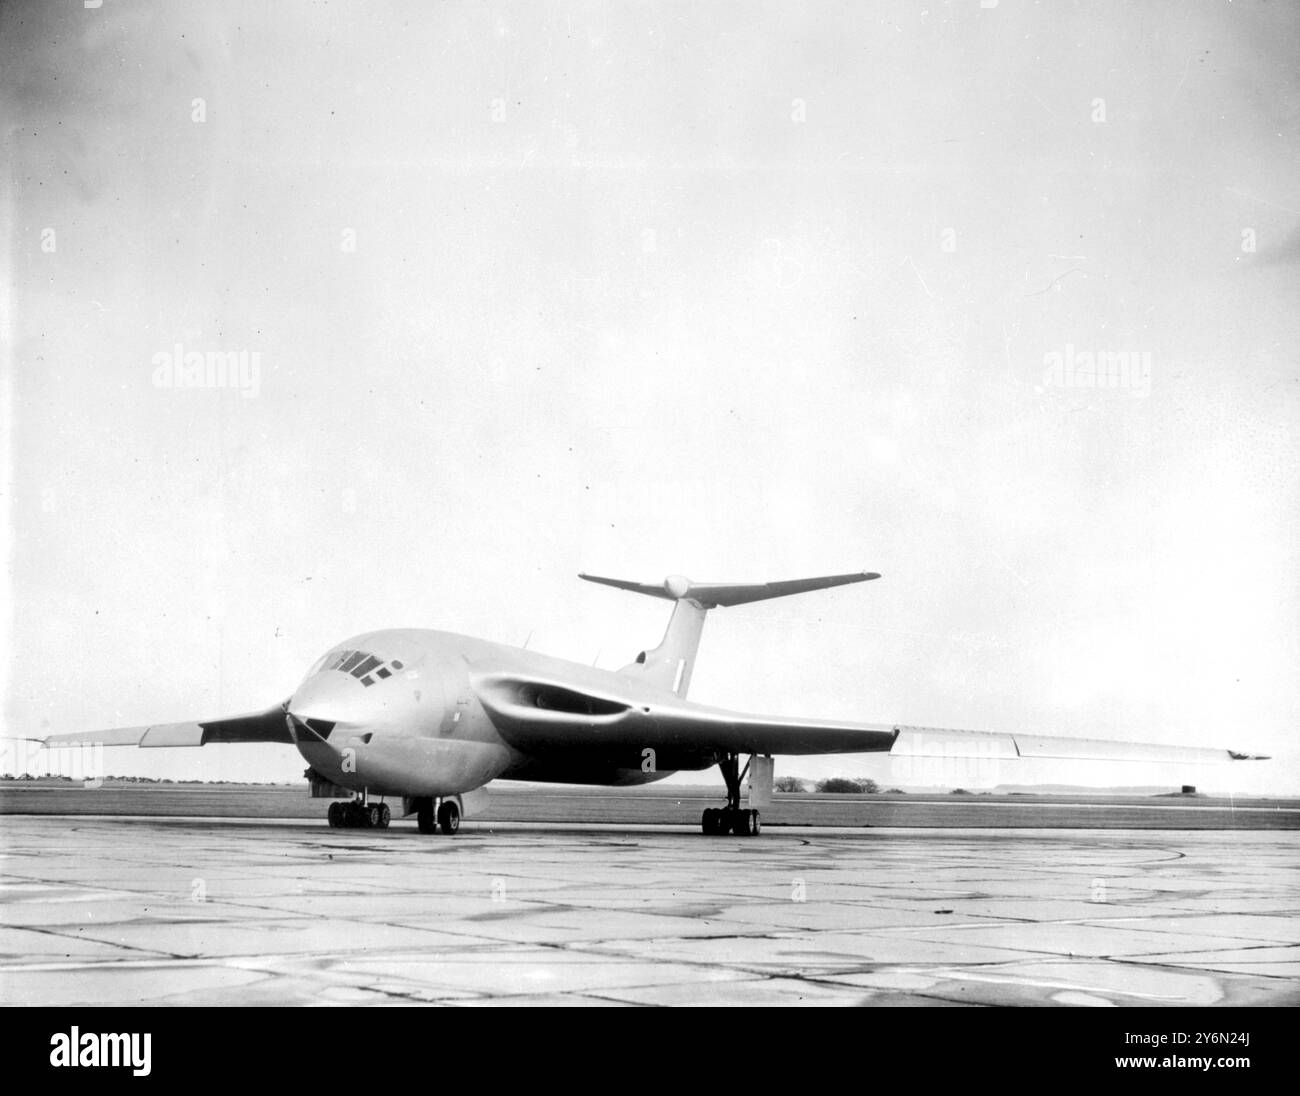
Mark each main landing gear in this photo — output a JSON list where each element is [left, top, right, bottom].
[[702, 752, 761, 836], [327, 793, 391, 829], [415, 796, 460, 836]]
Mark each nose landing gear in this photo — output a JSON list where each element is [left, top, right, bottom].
[[437, 800, 460, 834], [327, 792, 390, 829], [701, 753, 761, 836], [415, 796, 460, 835]]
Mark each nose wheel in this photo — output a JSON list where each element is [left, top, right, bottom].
[[701, 753, 761, 836], [414, 797, 461, 835], [437, 800, 460, 834]]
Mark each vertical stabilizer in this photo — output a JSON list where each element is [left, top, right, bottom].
[[621, 598, 707, 696], [578, 570, 879, 699]]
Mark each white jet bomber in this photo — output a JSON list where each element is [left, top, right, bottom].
[[35, 572, 1268, 835]]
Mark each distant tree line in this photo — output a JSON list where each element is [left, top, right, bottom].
[[773, 776, 898, 794]]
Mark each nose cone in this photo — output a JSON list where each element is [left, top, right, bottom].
[[288, 672, 374, 728], [287, 656, 439, 745], [287, 672, 404, 746]]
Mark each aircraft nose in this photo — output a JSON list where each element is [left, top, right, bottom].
[[287, 672, 373, 739]]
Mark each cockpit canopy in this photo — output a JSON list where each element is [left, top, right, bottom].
[[318, 648, 405, 688]]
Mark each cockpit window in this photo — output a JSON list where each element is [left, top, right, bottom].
[[318, 649, 406, 687], [324, 650, 352, 671]]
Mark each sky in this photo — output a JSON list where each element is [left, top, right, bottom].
[[1, 0, 1297, 794]]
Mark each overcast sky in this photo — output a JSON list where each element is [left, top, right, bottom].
[[2, 1, 1297, 794]]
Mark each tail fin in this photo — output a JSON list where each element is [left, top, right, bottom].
[[579, 571, 879, 697]]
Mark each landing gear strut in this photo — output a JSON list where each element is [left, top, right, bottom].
[[414, 797, 460, 835], [702, 752, 760, 836], [327, 793, 391, 829]]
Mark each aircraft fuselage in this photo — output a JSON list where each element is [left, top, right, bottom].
[[289, 629, 689, 798]]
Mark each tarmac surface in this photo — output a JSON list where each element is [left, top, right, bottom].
[[2, 814, 1297, 1006], [5, 780, 1298, 828]]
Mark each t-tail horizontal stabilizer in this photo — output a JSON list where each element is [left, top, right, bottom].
[[578, 570, 880, 697]]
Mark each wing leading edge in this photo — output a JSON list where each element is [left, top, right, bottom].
[[33, 702, 293, 749]]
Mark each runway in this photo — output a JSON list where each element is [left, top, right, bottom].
[[2, 816, 1297, 1006]]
